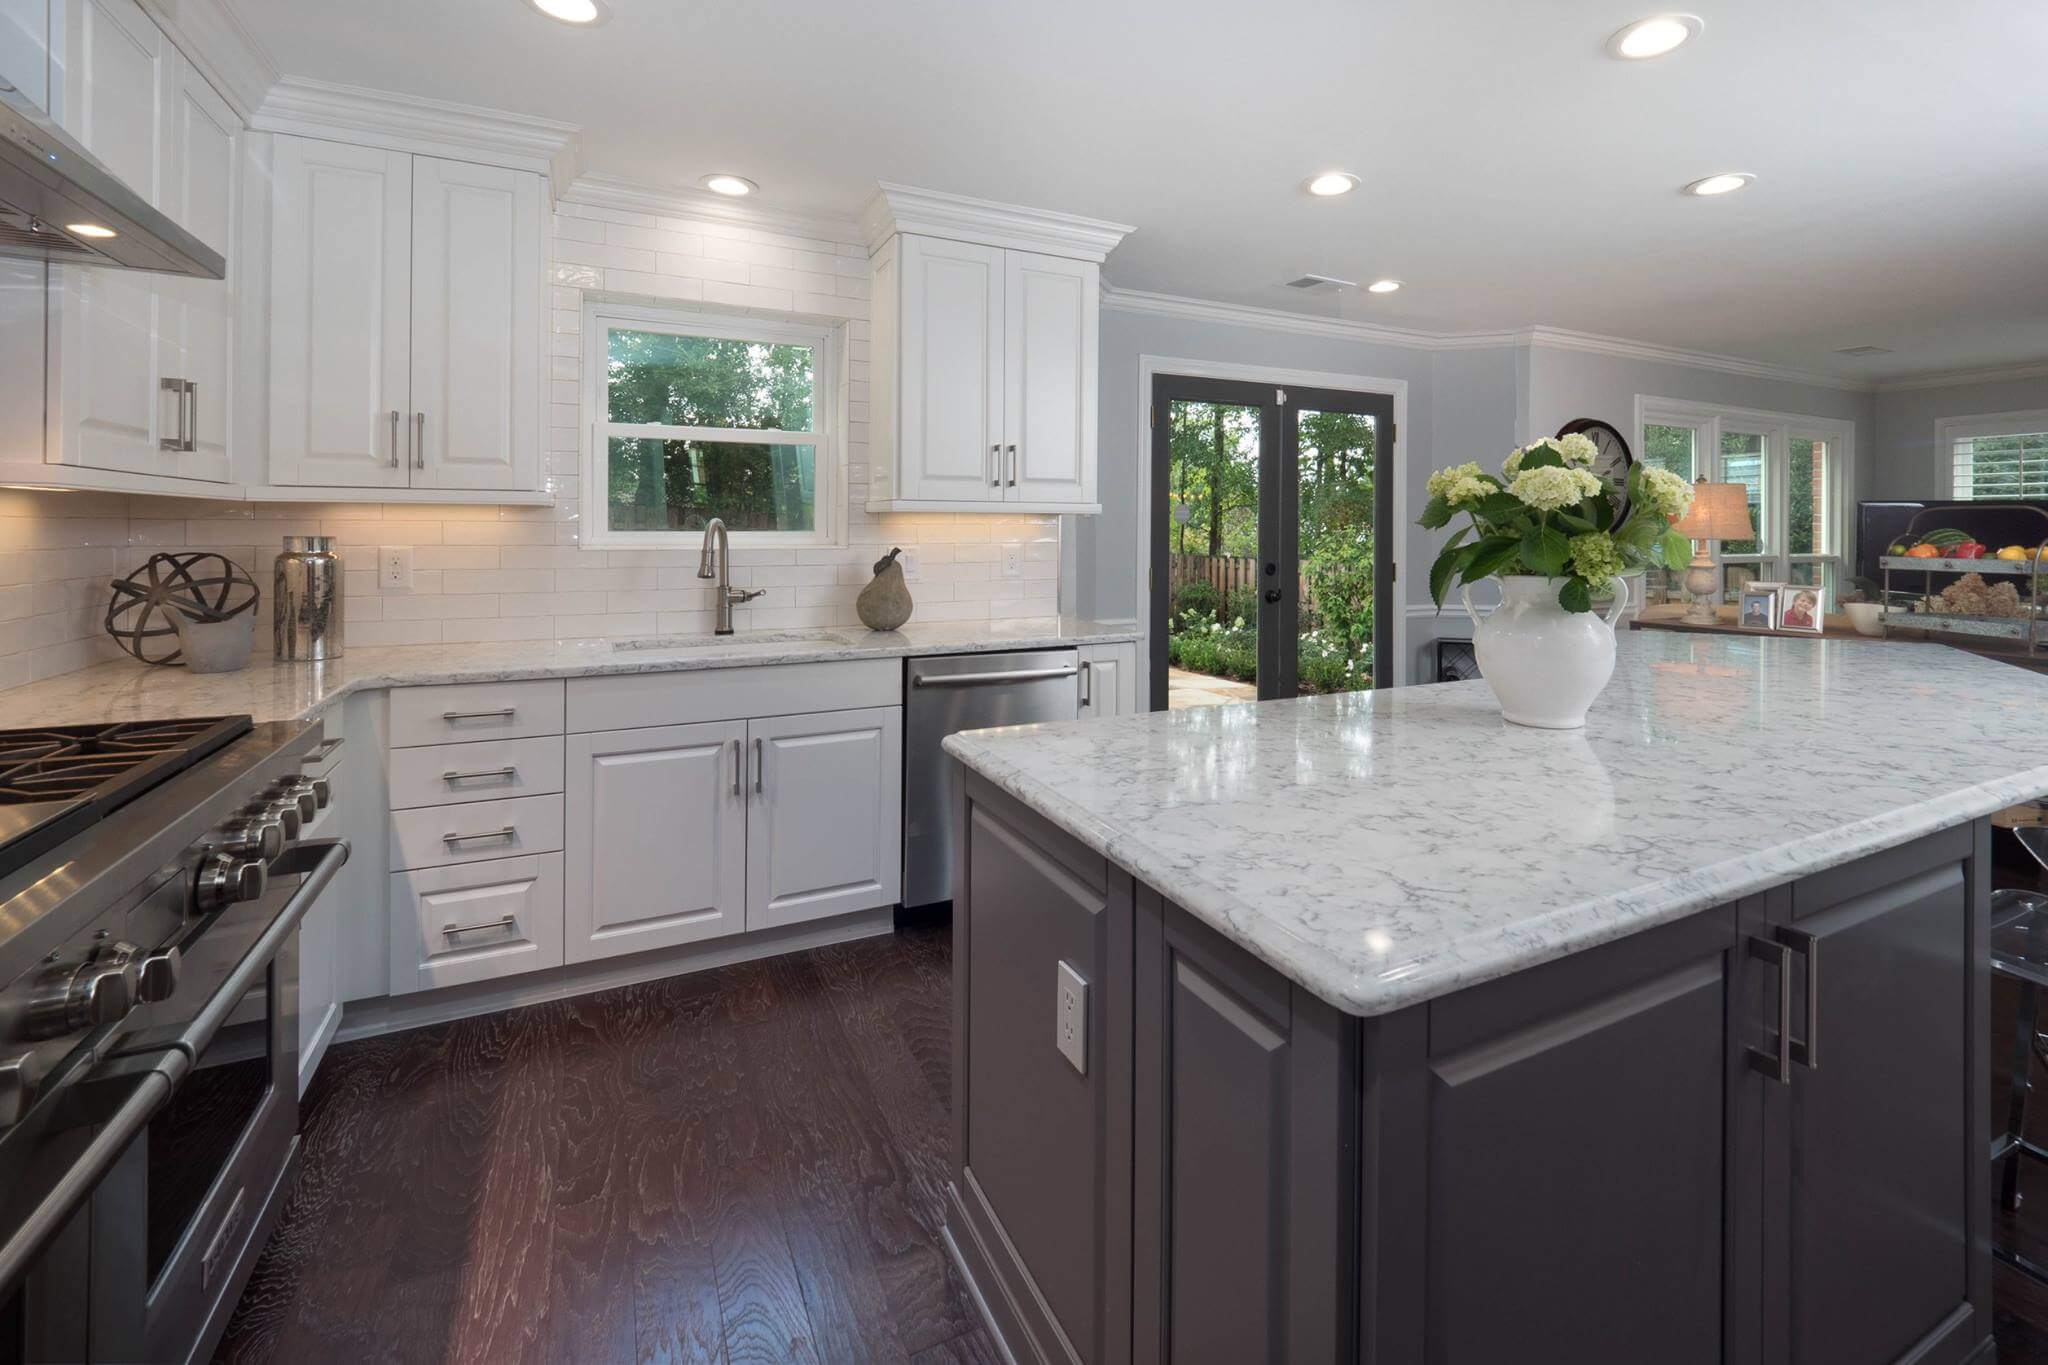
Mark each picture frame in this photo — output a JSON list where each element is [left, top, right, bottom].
[[1737, 587, 1778, 630], [1776, 584, 1826, 634]]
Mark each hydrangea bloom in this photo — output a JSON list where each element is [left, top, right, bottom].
[[1568, 531, 1625, 587], [1508, 464, 1602, 513], [1637, 465, 1694, 521], [1556, 432, 1598, 467]]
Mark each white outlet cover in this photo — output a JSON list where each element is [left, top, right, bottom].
[[1001, 541, 1024, 579], [379, 545, 413, 592], [1056, 960, 1088, 1075], [898, 546, 921, 582]]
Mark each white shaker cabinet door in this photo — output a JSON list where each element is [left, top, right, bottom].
[[745, 705, 902, 932], [1077, 641, 1138, 719], [267, 137, 412, 488], [565, 721, 746, 963], [897, 234, 1004, 503], [0, 0, 52, 114], [154, 54, 236, 482], [1002, 250, 1096, 506], [409, 156, 540, 492]]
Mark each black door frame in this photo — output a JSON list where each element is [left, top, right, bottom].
[[1148, 374, 1397, 710]]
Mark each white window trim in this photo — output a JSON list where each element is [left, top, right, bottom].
[[1635, 395, 1855, 589], [581, 301, 845, 550], [1934, 409, 2048, 501]]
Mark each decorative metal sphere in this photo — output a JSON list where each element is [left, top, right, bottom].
[[105, 552, 261, 667]]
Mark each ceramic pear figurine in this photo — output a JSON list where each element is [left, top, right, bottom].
[[856, 547, 913, 632]]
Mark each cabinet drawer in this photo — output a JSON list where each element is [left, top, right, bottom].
[[389, 679, 565, 747], [388, 793, 564, 871], [566, 659, 899, 732], [388, 736, 565, 809], [389, 853, 564, 995]]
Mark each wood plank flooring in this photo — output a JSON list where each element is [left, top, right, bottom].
[[214, 922, 997, 1365]]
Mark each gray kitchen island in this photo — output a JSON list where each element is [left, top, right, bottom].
[[941, 630, 2048, 1365]]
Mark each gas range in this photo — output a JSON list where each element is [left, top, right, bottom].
[[0, 713, 350, 1365]]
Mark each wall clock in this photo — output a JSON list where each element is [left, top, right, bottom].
[[1556, 418, 1635, 527]]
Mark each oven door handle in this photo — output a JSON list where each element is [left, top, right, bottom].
[[171, 839, 349, 1065]]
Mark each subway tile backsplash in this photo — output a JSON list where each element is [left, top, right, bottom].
[[0, 191, 1061, 690]]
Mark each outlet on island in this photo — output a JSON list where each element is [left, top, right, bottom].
[[1056, 960, 1088, 1074]]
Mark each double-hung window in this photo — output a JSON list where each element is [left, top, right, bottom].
[[1940, 411, 2048, 501], [1637, 399, 1853, 598], [584, 304, 839, 548]]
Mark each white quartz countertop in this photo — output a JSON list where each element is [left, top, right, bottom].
[[0, 617, 1140, 727], [946, 631, 2048, 1017]]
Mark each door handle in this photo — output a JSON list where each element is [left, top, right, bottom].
[[184, 380, 198, 451], [1776, 926, 1818, 1070], [389, 409, 402, 468], [413, 411, 426, 469], [1006, 443, 1018, 487], [443, 916, 518, 940], [989, 444, 1001, 488], [731, 737, 742, 797], [1264, 587, 1282, 604], [159, 378, 191, 452], [442, 766, 516, 784], [443, 826, 517, 846], [1746, 936, 1793, 1084], [1079, 660, 1093, 707], [752, 737, 764, 794], [442, 708, 516, 722], [911, 666, 1079, 687]]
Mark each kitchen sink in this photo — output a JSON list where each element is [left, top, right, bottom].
[[612, 629, 856, 651]]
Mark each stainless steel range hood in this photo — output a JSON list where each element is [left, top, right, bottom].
[[0, 86, 224, 279]]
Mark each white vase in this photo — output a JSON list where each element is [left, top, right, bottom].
[[1461, 574, 1630, 729], [1843, 601, 1884, 637]]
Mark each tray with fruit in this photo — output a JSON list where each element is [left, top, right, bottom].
[[1881, 527, 2048, 575]]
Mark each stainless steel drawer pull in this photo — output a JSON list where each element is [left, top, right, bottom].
[[752, 736, 764, 793], [441, 708, 517, 722], [413, 411, 426, 468], [443, 766, 517, 784], [1079, 660, 1093, 707], [912, 666, 1079, 688], [389, 409, 402, 467], [443, 916, 518, 940], [731, 737, 742, 797], [990, 443, 1001, 487], [302, 736, 346, 764], [1006, 443, 1018, 487], [1777, 926, 1819, 1070], [1746, 936, 1793, 1084], [443, 826, 517, 846]]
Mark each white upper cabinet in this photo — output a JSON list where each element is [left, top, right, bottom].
[[267, 138, 542, 495], [157, 56, 237, 482], [0, 0, 55, 113], [862, 185, 1129, 515]]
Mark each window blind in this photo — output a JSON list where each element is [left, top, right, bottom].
[[1952, 429, 2048, 500]]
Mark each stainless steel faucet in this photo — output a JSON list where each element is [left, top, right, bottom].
[[697, 518, 765, 635]]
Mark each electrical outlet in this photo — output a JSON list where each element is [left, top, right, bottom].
[[1056, 961, 1088, 1075], [379, 545, 412, 592], [1001, 541, 1023, 579], [898, 546, 921, 582]]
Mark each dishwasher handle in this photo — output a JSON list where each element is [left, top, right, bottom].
[[911, 666, 1079, 688]]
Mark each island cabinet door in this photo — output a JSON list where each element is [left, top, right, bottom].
[[1762, 822, 1989, 1365], [1131, 895, 1358, 1365], [1362, 903, 1765, 1365]]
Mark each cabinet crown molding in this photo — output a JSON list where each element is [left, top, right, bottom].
[[860, 183, 1134, 263], [251, 77, 583, 199]]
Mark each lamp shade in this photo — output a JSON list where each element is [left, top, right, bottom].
[[1670, 482, 1756, 541]]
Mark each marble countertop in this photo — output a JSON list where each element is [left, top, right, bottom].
[[0, 617, 1141, 727], [946, 631, 2048, 1017]]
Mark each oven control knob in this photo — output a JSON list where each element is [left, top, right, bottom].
[[137, 947, 180, 1003], [217, 817, 284, 862], [25, 941, 140, 1038], [260, 798, 303, 841], [305, 777, 331, 810], [282, 784, 317, 822], [196, 854, 267, 912], [281, 775, 331, 811]]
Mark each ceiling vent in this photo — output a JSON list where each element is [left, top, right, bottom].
[[1833, 345, 1893, 356], [1285, 273, 1355, 291]]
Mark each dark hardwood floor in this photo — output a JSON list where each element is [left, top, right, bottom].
[[216, 916, 2048, 1363], [215, 922, 999, 1365]]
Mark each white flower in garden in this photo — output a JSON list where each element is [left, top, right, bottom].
[[1508, 464, 1601, 513], [1637, 465, 1694, 521]]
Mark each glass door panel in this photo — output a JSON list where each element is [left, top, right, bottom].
[[1719, 428, 1768, 597], [1163, 398, 1262, 709], [1293, 407, 1379, 696]]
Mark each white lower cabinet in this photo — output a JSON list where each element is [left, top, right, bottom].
[[564, 720, 747, 964], [390, 854, 565, 994], [747, 706, 903, 931], [1077, 641, 1140, 719]]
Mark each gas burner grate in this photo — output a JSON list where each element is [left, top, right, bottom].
[[0, 719, 251, 806]]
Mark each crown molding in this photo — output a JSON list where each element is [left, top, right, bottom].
[[566, 173, 863, 245], [1101, 284, 1457, 349], [1871, 360, 2048, 394], [250, 77, 582, 198], [861, 183, 1134, 261], [1516, 325, 1873, 392], [142, 0, 279, 119]]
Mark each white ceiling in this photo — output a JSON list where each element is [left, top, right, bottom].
[[233, 0, 2048, 382]]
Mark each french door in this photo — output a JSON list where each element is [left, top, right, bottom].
[[1148, 375, 1395, 708]]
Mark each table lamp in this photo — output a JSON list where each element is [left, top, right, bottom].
[[1668, 483, 1755, 625]]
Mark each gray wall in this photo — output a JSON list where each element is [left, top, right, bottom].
[[1869, 374, 2048, 501]]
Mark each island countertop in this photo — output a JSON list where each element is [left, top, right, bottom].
[[944, 630, 2048, 1016]]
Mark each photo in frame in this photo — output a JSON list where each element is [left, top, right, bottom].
[[1776, 584, 1826, 634], [1737, 587, 1778, 630]]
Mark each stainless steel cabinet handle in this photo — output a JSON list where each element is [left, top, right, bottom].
[[389, 409, 402, 468], [1079, 660, 1093, 707], [443, 916, 518, 940], [911, 665, 1079, 688], [731, 737, 742, 797], [413, 411, 426, 469], [1006, 443, 1018, 487], [159, 377, 189, 452], [185, 380, 198, 452], [302, 736, 345, 764], [989, 444, 1001, 487], [443, 826, 517, 845], [752, 737, 764, 793], [443, 766, 516, 784], [442, 707, 516, 722], [1746, 936, 1793, 1084], [1777, 926, 1818, 1070]]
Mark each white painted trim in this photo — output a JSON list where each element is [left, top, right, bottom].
[[567, 173, 864, 246], [1107, 285, 1461, 351], [241, 483, 558, 506], [862, 183, 1134, 262], [250, 76, 582, 197], [1134, 355, 1409, 689], [144, 0, 279, 119], [1875, 361, 2048, 393], [1932, 408, 2048, 499]]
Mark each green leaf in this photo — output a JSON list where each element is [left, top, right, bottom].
[[1558, 577, 1593, 613], [1418, 492, 1453, 530], [1555, 510, 1595, 534], [1518, 446, 1564, 471], [1661, 530, 1694, 570], [1590, 492, 1615, 531], [1428, 528, 1471, 608], [1521, 524, 1569, 577], [1616, 513, 1660, 550], [1477, 492, 1525, 525], [1462, 535, 1523, 583]]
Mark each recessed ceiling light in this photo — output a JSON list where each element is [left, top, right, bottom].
[[1366, 278, 1402, 294], [700, 174, 757, 198], [526, 0, 604, 25], [1305, 171, 1359, 198], [1606, 13, 1703, 59], [64, 223, 116, 239], [1683, 172, 1754, 197]]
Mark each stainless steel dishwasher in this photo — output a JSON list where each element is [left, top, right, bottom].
[[903, 648, 1079, 908]]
